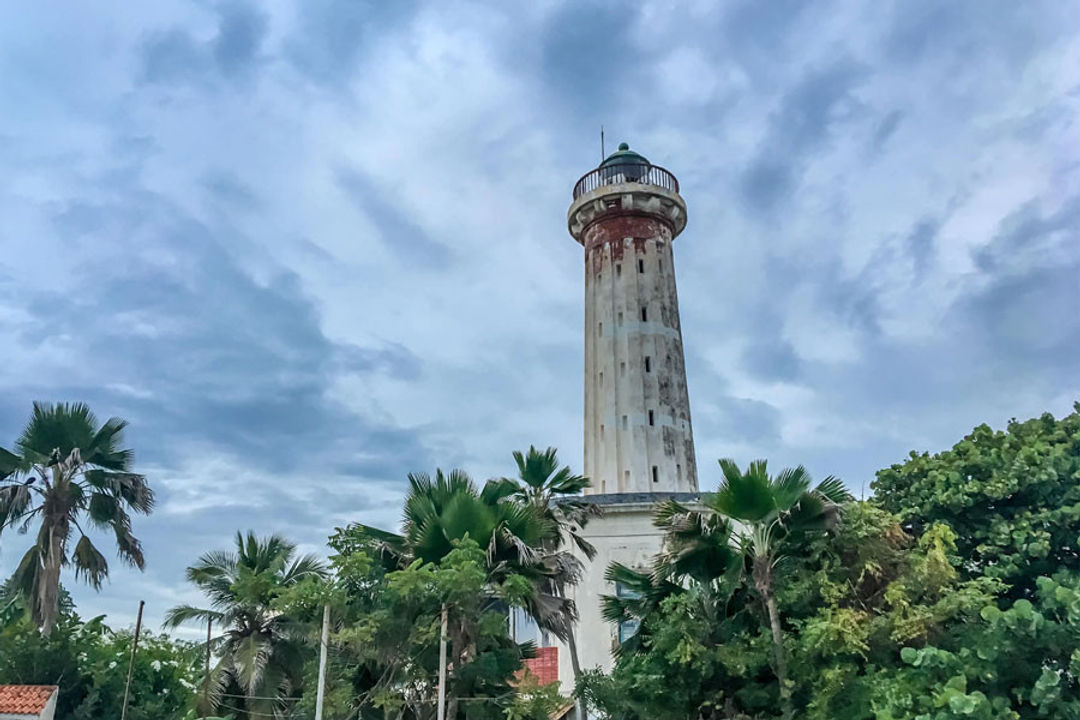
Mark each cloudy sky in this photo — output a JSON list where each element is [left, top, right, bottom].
[[1, 0, 1078, 631]]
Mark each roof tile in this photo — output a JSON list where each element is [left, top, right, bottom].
[[0, 685, 57, 714]]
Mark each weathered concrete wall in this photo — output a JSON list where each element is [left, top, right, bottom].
[[569, 184, 698, 495], [555, 500, 665, 680]]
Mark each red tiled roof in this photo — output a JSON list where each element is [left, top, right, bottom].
[[0, 685, 56, 715], [521, 646, 559, 686]]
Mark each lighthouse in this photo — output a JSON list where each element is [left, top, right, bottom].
[[570, 143, 698, 495], [555, 144, 701, 686]]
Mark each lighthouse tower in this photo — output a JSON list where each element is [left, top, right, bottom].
[[553, 145, 700, 685], [570, 143, 698, 494]]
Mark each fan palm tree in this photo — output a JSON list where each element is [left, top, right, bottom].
[[506, 446, 600, 683], [164, 531, 327, 720], [0, 402, 153, 637], [356, 468, 567, 718], [701, 459, 852, 720]]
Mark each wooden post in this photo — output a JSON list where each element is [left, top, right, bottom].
[[315, 603, 330, 720], [437, 604, 448, 720], [120, 600, 145, 720]]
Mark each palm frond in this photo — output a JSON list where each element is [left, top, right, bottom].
[[815, 475, 853, 504], [72, 535, 110, 590], [0, 484, 34, 530], [162, 604, 225, 629]]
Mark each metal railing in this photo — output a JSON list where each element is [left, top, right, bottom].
[[572, 162, 679, 199]]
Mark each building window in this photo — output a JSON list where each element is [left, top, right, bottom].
[[677, 463, 682, 482], [644, 356, 651, 373], [624, 470, 630, 485], [617, 311, 623, 325], [616, 264, 622, 277], [598, 322, 603, 336], [621, 415, 628, 430], [600, 424, 605, 437], [616, 582, 641, 642], [648, 410, 654, 426], [640, 307, 647, 322], [620, 361, 626, 377], [638, 259, 645, 274], [599, 371, 603, 386], [658, 260, 663, 272], [652, 466, 659, 483]]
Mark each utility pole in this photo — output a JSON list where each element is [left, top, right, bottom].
[[202, 618, 212, 718], [315, 604, 330, 720], [437, 604, 448, 720], [120, 600, 145, 720]]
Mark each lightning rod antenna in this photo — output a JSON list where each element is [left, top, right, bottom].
[[600, 125, 605, 162]]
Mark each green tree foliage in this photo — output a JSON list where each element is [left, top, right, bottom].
[[164, 531, 327, 719], [0, 595, 199, 719], [585, 406, 1080, 720], [0, 402, 154, 636], [874, 406, 1080, 596], [281, 528, 540, 720]]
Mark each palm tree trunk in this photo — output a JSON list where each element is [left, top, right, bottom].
[[753, 557, 792, 720], [38, 518, 67, 638], [566, 629, 585, 719]]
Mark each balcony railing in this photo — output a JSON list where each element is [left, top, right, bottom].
[[572, 162, 679, 199]]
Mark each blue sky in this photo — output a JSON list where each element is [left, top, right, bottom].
[[1, 0, 1078, 632]]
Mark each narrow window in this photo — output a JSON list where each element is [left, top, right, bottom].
[[600, 424, 605, 438], [620, 361, 626, 377], [598, 272, 602, 283], [616, 264, 622, 277], [601, 479, 606, 492], [644, 356, 651, 373], [621, 415, 628, 430], [658, 260, 663, 272], [640, 306, 648, 322], [624, 470, 630, 485], [598, 322, 603, 335], [599, 371, 603, 387], [617, 311, 623, 325], [648, 410, 654, 426], [652, 466, 659, 483], [677, 463, 682, 482], [638, 259, 645, 274]]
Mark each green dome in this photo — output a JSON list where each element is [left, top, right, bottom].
[[600, 142, 650, 168]]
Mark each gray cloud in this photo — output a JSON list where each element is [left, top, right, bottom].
[[0, 0, 1077, 629], [740, 59, 866, 216]]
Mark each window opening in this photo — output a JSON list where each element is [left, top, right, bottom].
[[644, 356, 651, 372], [648, 410, 655, 426], [621, 415, 628, 430], [638, 259, 645, 274], [640, 307, 648, 322], [652, 466, 659, 483]]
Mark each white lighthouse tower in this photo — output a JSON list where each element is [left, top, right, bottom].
[[573, 143, 698, 495], [555, 144, 700, 687]]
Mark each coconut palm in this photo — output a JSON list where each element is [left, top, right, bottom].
[[702, 459, 852, 720], [164, 531, 327, 720], [506, 446, 600, 683], [0, 402, 153, 636]]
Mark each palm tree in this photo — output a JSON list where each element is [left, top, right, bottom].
[[702, 459, 851, 720], [357, 468, 564, 718], [0, 402, 153, 637], [506, 446, 600, 685], [164, 531, 327, 719]]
